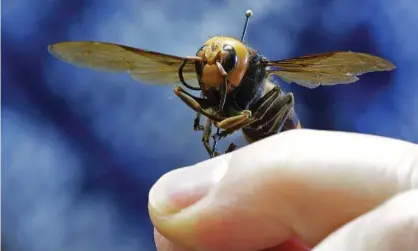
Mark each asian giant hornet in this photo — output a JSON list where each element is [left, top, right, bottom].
[[48, 10, 396, 158]]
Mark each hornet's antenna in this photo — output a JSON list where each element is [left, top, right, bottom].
[[240, 10, 253, 42]]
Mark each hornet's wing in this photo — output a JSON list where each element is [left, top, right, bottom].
[[266, 51, 396, 88], [48, 41, 199, 87]]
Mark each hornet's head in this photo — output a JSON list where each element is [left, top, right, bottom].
[[188, 10, 253, 94], [194, 36, 251, 93]]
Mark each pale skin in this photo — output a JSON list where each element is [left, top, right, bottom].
[[148, 129, 418, 251]]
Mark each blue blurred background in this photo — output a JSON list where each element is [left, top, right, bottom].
[[2, 0, 417, 250]]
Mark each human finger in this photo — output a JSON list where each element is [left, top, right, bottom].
[[149, 129, 418, 251], [154, 227, 310, 251], [313, 189, 418, 251]]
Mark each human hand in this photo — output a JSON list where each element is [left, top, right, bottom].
[[148, 129, 418, 251]]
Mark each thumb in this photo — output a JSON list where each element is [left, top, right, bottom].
[[148, 129, 418, 251]]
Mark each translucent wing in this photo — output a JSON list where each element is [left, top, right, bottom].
[[48, 41, 199, 87], [266, 51, 396, 88]]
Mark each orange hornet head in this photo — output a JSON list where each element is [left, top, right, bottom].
[[195, 36, 251, 93]]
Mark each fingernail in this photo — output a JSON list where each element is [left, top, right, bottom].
[[149, 155, 230, 215]]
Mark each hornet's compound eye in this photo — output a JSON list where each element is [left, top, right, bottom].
[[221, 44, 237, 72]]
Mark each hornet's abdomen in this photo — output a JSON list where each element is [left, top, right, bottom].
[[242, 96, 302, 143]]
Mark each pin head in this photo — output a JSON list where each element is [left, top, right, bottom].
[[240, 10, 253, 42]]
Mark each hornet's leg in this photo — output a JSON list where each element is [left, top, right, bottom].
[[177, 57, 211, 129], [193, 92, 206, 131], [209, 108, 251, 157], [225, 142, 237, 154], [194, 112, 204, 131], [201, 118, 218, 157], [211, 142, 237, 157], [210, 110, 248, 157], [212, 142, 237, 157], [208, 95, 283, 156], [174, 84, 240, 157], [213, 86, 281, 131], [211, 86, 283, 140], [173, 85, 223, 122], [201, 118, 235, 157], [215, 110, 252, 130], [210, 72, 228, 157]]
